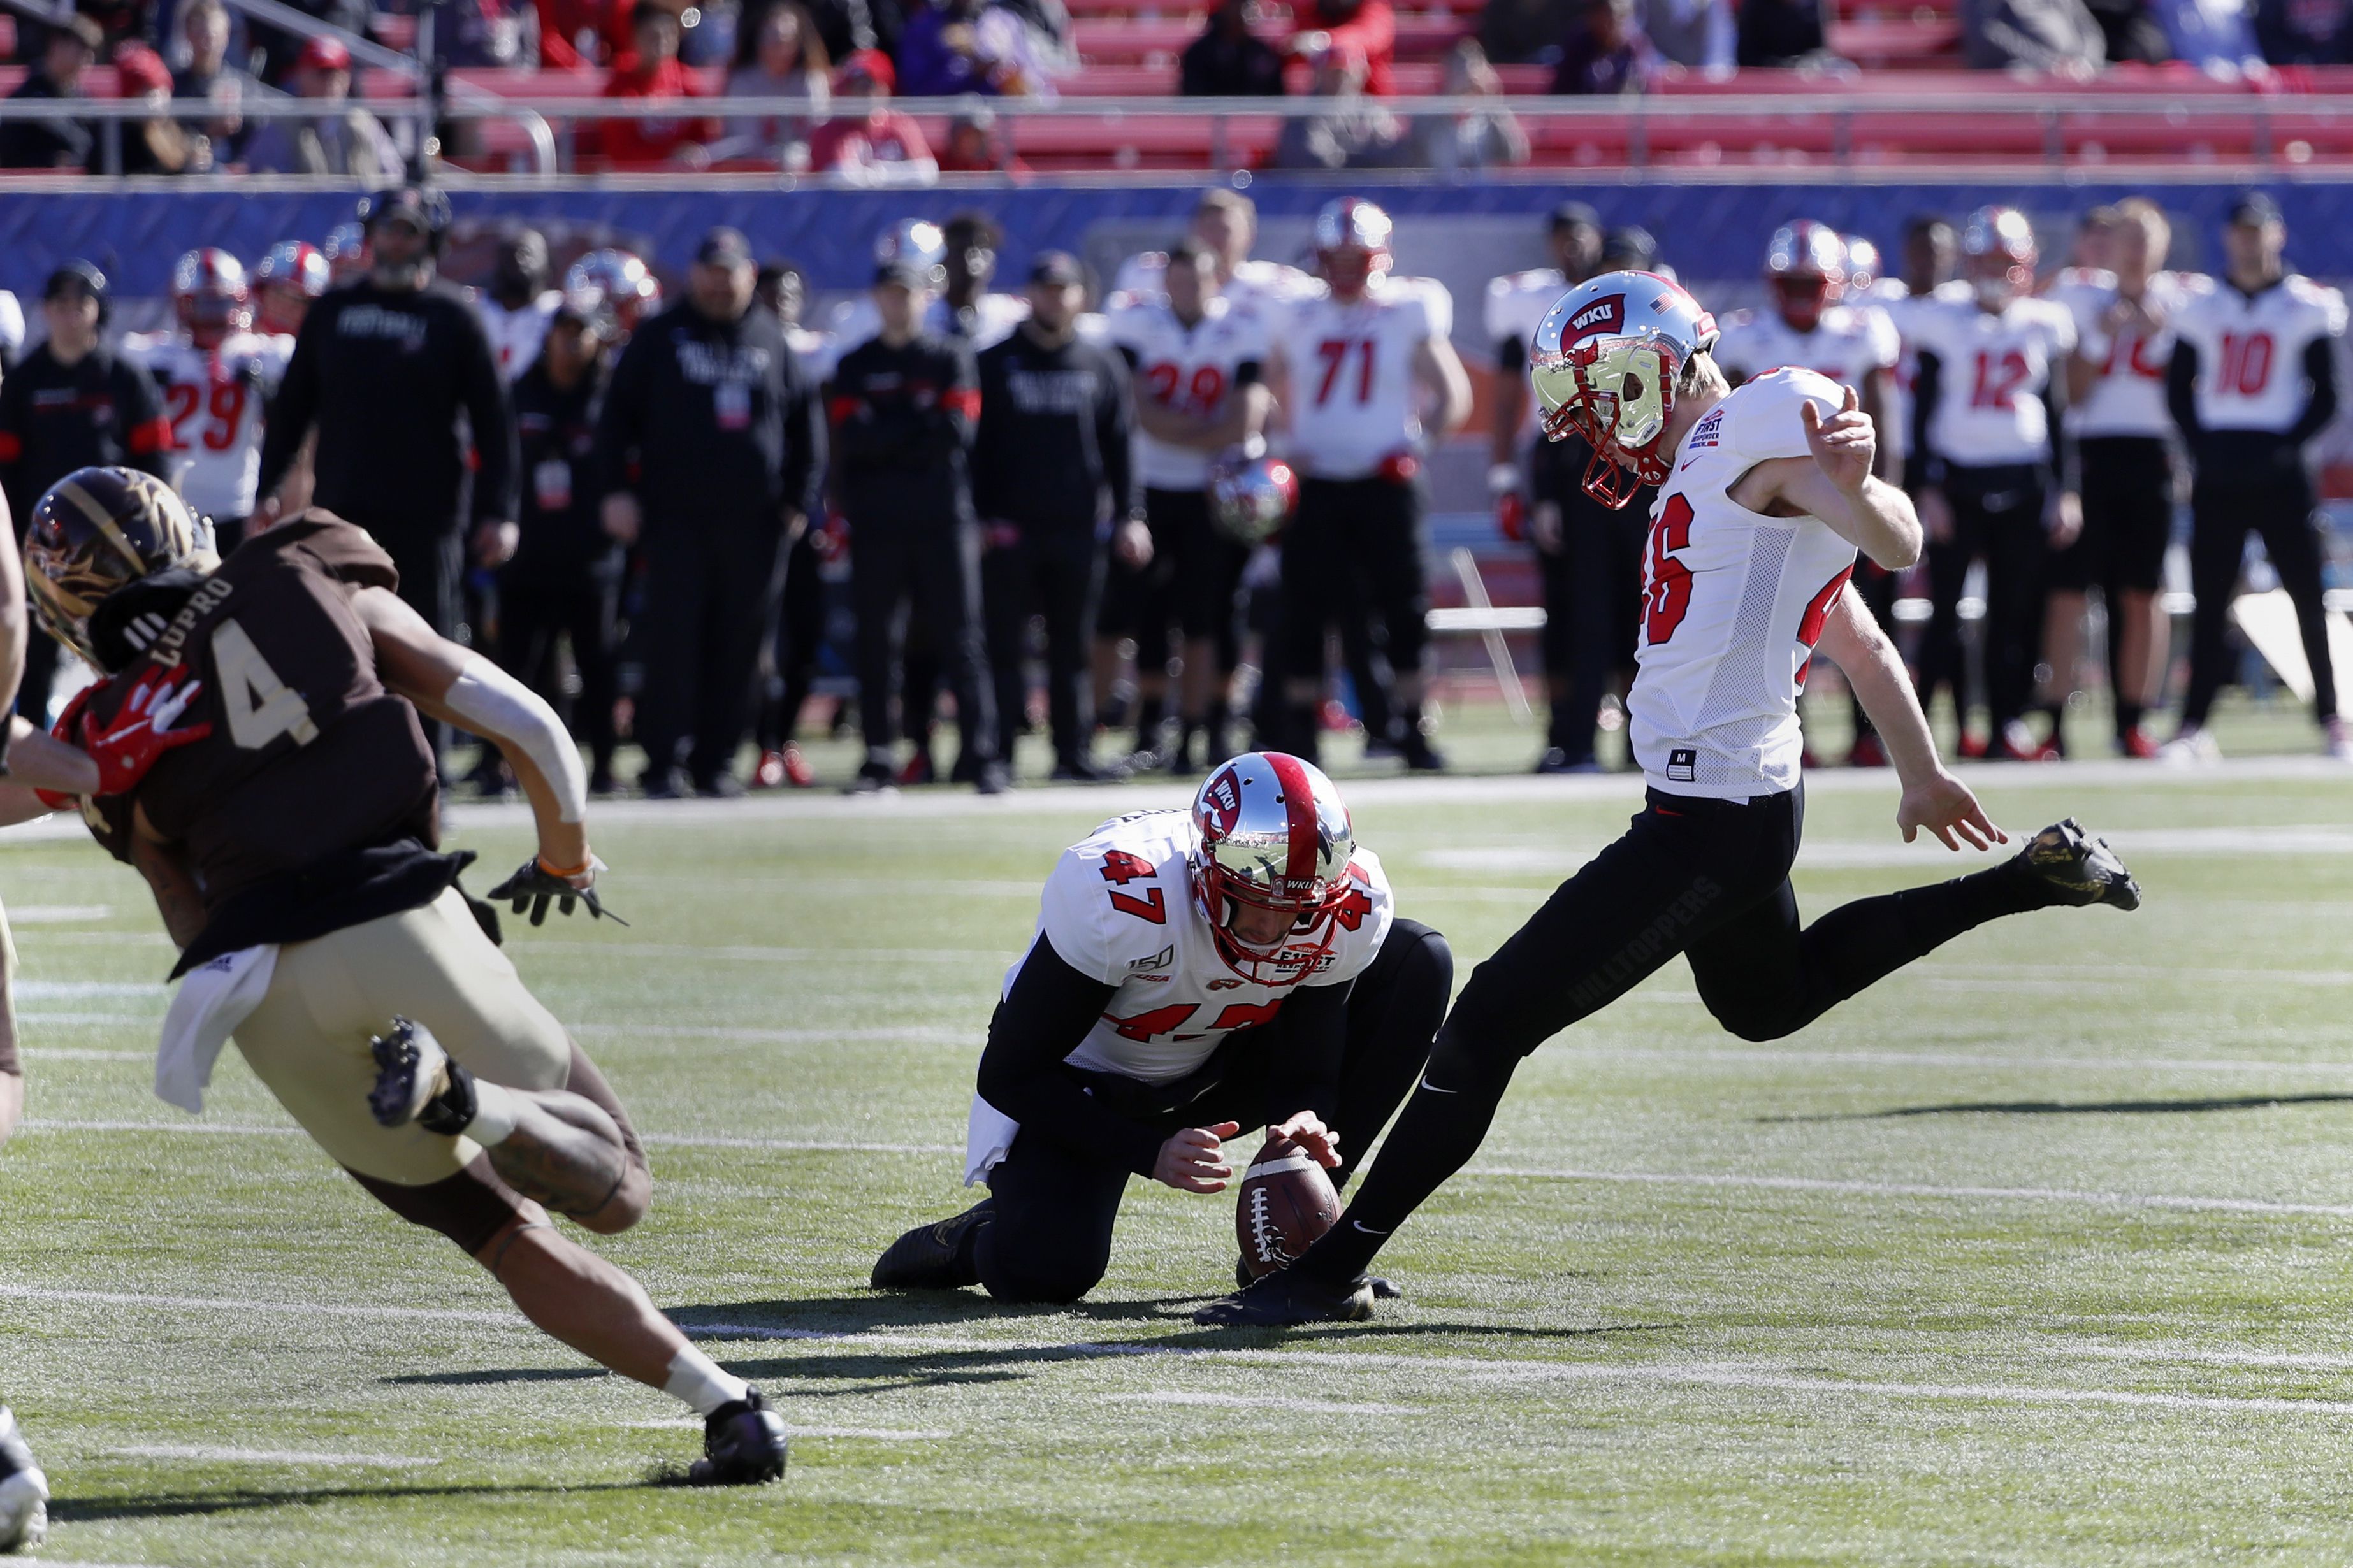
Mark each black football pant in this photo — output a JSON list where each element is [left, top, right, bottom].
[[758, 529, 825, 751], [500, 559, 621, 785], [1280, 476, 1426, 754], [634, 519, 788, 788], [1297, 786, 2069, 1285], [1563, 503, 1647, 763], [1916, 463, 2048, 737], [13, 629, 57, 727], [375, 522, 465, 770], [976, 918, 1453, 1304], [2182, 477, 2338, 727], [981, 529, 1101, 770], [851, 509, 996, 769]]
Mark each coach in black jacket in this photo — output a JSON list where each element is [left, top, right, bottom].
[[832, 250, 1002, 795], [973, 252, 1138, 780], [254, 186, 518, 656], [597, 227, 825, 796]]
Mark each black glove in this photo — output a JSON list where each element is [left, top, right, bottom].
[[488, 856, 628, 927]]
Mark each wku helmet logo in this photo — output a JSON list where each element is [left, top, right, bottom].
[[1201, 767, 1243, 837], [1567, 294, 1625, 341]]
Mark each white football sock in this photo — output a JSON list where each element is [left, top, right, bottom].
[[663, 1346, 751, 1416], [464, 1081, 521, 1147]]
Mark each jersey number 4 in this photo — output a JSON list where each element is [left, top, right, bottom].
[[1099, 849, 1166, 923], [1643, 493, 1696, 646], [212, 620, 319, 749], [1312, 338, 1376, 406]]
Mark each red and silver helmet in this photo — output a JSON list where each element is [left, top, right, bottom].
[[1763, 220, 1846, 330], [1207, 441, 1298, 546], [1190, 751, 1356, 988], [172, 248, 251, 348], [1530, 270, 1718, 510], [322, 221, 370, 284], [252, 241, 328, 335], [1312, 196, 1392, 299], [565, 248, 662, 333], [1962, 205, 2037, 306], [1841, 234, 1881, 294]]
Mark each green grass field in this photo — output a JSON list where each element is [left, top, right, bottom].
[[4, 726, 2353, 1565]]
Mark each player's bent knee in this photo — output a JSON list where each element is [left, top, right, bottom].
[[570, 1159, 651, 1235], [349, 1155, 531, 1257], [1703, 997, 1805, 1044], [981, 1260, 1104, 1305]]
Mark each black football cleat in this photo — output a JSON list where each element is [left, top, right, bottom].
[[1193, 1267, 1375, 1327], [1235, 1255, 1402, 1298], [871, 1200, 993, 1290], [687, 1390, 788, 1486], [0, 1405, 49, 1553], [2015, 818, 2141, 911]]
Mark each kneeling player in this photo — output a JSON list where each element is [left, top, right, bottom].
[[15, 469, 788, 1485], [1199, 275, 2141, 1326], [872, 753, 1451, 1303]]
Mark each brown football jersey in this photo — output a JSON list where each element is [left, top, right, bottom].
[[83, 513, 440, 909]]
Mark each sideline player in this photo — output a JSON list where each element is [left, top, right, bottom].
[[2164, 191, 2350, 764], [1110, 189, 1320, 319], [2046, 198, 2198, 759], [123, 248, 294, 556], [1103, 238, 1274, 773], [1716, 222, 1903, 766], [1265, 197, 1472, 770], [15, 467, 791, 1485], [252, 241, 330, 338], [871, 752, 1451, 1303], [1198, 273, 2141, 1326], [1906, 206, 2080, 760]]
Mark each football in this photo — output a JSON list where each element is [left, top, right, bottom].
[[1236, 1133, 1341, 1279]]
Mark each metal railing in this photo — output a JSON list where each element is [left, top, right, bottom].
[[0, 87, 2346, 181]]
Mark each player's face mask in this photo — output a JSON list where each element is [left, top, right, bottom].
[[1540, 337, 1682, 510], [1773, 275, 1832, 332]]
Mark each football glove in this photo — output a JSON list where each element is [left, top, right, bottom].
[[488, 854, 627, 927], [82, 670, 211, 796]]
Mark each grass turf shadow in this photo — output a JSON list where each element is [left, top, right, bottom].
[[54, 1479, 655, 1524], [1762, 1092, 2353, 1123]]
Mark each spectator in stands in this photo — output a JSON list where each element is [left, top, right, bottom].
[[1291, 0, 1395, 92], [808, 48, 938, 182], [939, 108, 1029, 171], [115, 44, 209, 174], [591, 4, 723, 166], [896, 0, 1052, 96], [72, 0, 155, 59], [251, 0, 372, 86], [803, 0, 897, 62], [1736, 0, 1830, 65], [241, 36, 405, 177], [1417, 38, 1530, 169], [1962, 0, 2104, 73], [1638, 0, 1732, 66], [0, 16, 101, 173], [1480, 0, 1578, 64], [1551, 0, 1658, 92], [719, 1, 830, 164], [391, 0, 542, 69], [537, 0, 637, 65], [2085, 0, 2168, 59], [1181, 0, 1287, 95], [1275, 46, 1412, 168], [2254, 0, 2347, 61], [175, 1, 256, 159]]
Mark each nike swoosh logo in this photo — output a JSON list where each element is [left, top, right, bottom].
[[1350, 1221, 1390, 1235], [1679, 457, 1698, 471], [1416, 1075, 1459, 1095]]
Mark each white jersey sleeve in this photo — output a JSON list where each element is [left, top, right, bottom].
[[1483, 267, 1565, 356]]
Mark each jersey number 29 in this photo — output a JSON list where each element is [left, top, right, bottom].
[[164, 380, 249, 452]]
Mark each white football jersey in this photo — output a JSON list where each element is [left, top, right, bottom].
[[1713, 303, 1899, 392], [2169, 273, 2348, 433], [1270, 275, 1452, 480], [2050, 270, 2206, 440], [1110, 253, 1319, 318], [816, 290, 1029, 381], [122, 331, 294, 519], [1905, 292, 2076, 468], [478, 291, 561, 382], [1484, 266, 1567, 441], [1874, 278, 1973, 466], [1106, 294, 1269, 491], [1629, 369, 1861, 800]]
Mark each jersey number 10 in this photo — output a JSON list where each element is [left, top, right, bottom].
[[2214, 330, 2275, 397]]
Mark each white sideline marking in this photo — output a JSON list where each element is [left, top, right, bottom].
[[3, 904, 112, 923], [1467, 1166, 2353, 1218], [19, 1119, 960, 1156], [1104, 1392, 1415, 1415], [22, 1048, 146, 1062], [519, 940, 1006, 963], [24, 1119, 300, 1137], [109, 1443, 430, 1469], [570, 1023, 967, 1046], [18, 1012, 156, 1026], [1588, 1044, 2353, 1077]]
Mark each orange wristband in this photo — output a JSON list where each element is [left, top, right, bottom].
[[536, 854, 592, 879]]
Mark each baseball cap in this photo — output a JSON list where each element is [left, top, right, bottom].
[[695, 226, 753, 268], [115, 43, 173, 94], [1028, 250, 1085, 289], [43, 259, 105, 302], [298, 34, 352, 71], [1549, 201, 1602, 235], [48, 15, 102, 53], [837, 48, 894, 90], [2227, 189, 2283, 228]]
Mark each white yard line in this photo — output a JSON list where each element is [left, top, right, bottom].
[[18, 1119, 959, 1156], [569, 1024, 969, 1046], [1466, 1166, 2353, 1218], [517, 941, 1008, 963], [107, 1444, 431, 1469], [1579, 1044, 2353, 1076], [1102, 1391, 1416, 1415], [0, 1283, 527, 1327], [22, 1048, 148, 1062], [2, 904, 113, 923]]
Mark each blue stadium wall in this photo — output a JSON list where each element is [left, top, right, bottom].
[[8, 178, 2353, 301]]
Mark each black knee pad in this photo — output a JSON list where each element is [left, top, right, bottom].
[[979, 1260, 1106, 1306]]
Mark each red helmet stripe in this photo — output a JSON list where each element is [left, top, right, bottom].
[[1266, 751, 1317, 887]]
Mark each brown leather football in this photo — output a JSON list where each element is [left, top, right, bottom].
[[1236, 1132, 1340, 1279]]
